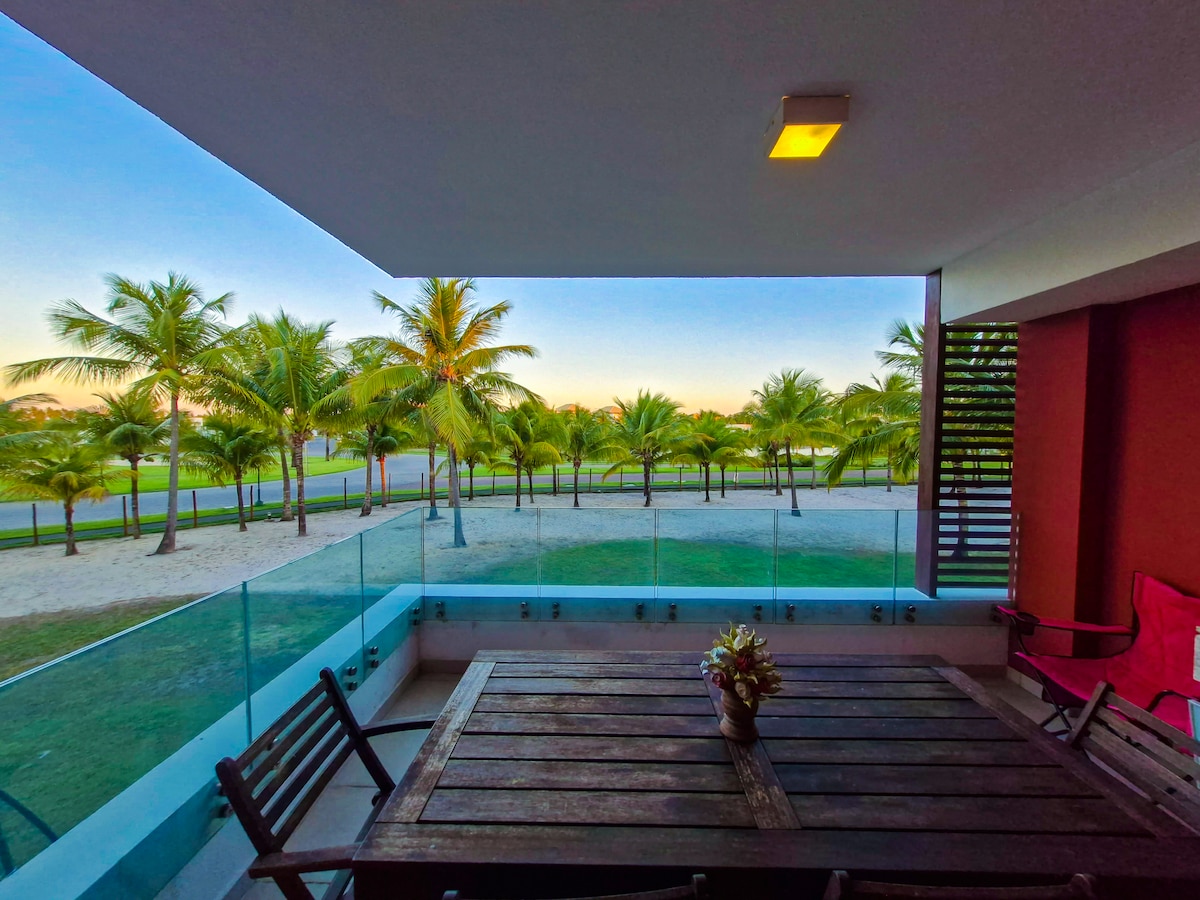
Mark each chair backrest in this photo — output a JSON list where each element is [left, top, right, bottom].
[[216, 668, 394, 857], [1068, 680, 1200, 834], [1106, 573, 1200, 706], [442, 874, 708, 900], [823, 871, 1097, 899]]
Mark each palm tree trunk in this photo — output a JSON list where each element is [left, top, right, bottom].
[[643, 460, 652, 507], [886, 458, 894, 493], [810, 446, 818, 488], [526, 467, 535, 503], [155, 392, 181, 554], [774, 455, 782, 496], [361, 428, 374, 516], [129, 456, 142, 538], [703, 463, 711, 502], [427, 442, 439, 519], [719, 465, 727, 498], [293, 434, 307, 537], [64, 501, 77, 556], [449, 445, 466, 547], [468, 464, 475, 501], [785, 442, 799, 512], [573, 462, 581, 508], [951, 459, 969, 559], [279, 432, 293, 522], [379, 455, 388, 508], [235, 472, 247, 532], [552, 465, 558, 496], [324, 434, 330, 461]]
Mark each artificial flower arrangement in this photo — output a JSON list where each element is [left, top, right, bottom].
[[700, 623, 784, 706]]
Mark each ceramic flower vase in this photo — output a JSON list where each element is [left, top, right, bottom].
[[719, 689, 760, 742]]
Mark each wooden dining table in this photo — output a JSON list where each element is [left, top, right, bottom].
[[354, 651, 1200, 899]]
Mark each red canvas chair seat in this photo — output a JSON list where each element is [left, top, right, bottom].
[[1000, 573, 1200, 735]]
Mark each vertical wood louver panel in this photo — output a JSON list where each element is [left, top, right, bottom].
[[932, 326, 1017, 591]]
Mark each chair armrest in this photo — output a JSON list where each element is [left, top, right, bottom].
[[994, 606, 1134, 636], [361, 716, 437, 738], [248, 844, 360, 878]]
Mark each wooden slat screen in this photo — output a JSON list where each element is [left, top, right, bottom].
[[932, 326, 1017, 591]]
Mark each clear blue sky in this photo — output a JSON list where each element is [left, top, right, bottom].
[[0, 14, 923, 414]]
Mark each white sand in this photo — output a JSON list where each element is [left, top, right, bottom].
[[0, 484, 915, 618]]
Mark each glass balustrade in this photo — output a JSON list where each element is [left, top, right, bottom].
[[1, 503, 981, 881]]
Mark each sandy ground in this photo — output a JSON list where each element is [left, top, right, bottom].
[[0, 483, 916, 618]]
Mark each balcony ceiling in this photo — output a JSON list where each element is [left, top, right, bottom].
[[5, 1, 1200, 281]]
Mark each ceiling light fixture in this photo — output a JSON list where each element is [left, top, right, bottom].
[[765, 95, 850, 159]]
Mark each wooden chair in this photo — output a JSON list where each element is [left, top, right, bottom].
[[823, 871, 1097, 899], [1067, 680, 1200, 834], [442, 874, 709, 900], [215, 667, 436, 900]]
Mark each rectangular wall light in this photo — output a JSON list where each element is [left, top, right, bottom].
[[765, 95, 850, 158]]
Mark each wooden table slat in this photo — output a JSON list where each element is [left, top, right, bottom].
[[761, 698, 993, 718], [772, 681, 967, 699], [439, 759, 743, 792], [776, 763, 1100, 797], [756, 716, 1021, 741], [490, 662, 699, 678], [763, 738, 1062, 766], [452, 734, 732, 763], [707, 688, 800, 830], [482, 677, 708, 696], [473, 694, 714, 715], [464, 712, 719, 737], [791, 794, 1147, 835], [776, 666, 945, 682], [420, 788, 755, 827]]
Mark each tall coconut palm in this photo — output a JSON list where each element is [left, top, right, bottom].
[[605, 392, 684, 507], [0, 431, 108, 556], [458, 424, 496, 502], [560, 406, 618, 508], [677, 411, 751, 501], [228, 311, 344, 537], [493, 402, 561, 510], [180, 415, 276, 532], [78, 390, 169, 537], [353, 278, 539, 546], [5, 272, 235, 554], [752, 369, 836, 513], [826, 372, 920, 491]]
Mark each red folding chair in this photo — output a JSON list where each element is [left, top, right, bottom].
[[995, 572, 1200, 736]]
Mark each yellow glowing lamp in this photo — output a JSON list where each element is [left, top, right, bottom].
[[765, 95, 849, 159]]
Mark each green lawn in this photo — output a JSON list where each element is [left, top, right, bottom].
[[0, 596, 201, 681], [464, 538, 915, 588]]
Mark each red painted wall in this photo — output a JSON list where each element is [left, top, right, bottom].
[[1013, 283, 1200, 644]]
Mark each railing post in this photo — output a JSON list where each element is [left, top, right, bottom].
[[420, 472, 425, 500], [191, 490, 198, 527]]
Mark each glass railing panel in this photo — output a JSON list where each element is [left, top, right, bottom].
[[422, 505, 539, 620], [360, 510, 423, 679], [896, 508, 918, 592], [245, 535, 363, 733], [536, 508, 655, 621], [775, 509, 898, 624], [656, 508, 776, 623], [0, 587, 246, 875]]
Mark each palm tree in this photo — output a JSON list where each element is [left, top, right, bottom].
[[5, 272, 234, 554], [180, 415, 276, 532], [493, 402, 561, 510], [78, 390, 169, 538], [605, 392, 684, 507], [0, 393, 55, 439], [0, 431, 108, 555], [751, 369, 836, 513], [876, 318, 924, 378], [825, 372, 920, 491], [560, 406, 618, 508], [677, 411, 751, 501], [353, 278, 539, 546], [458, 424, 496, 501], [228, 311, 344, 537]]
